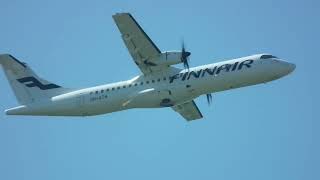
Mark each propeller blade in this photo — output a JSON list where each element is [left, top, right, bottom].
[[183, 59, 190, 70], [206, 94, 213, 105], [180, 40, 191, 71]]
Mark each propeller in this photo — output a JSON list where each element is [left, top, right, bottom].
[[180, 40, 191, 70], [206, 93, 213, 105]]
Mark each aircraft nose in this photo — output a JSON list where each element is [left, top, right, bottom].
[[285, 62, 296, 74], [269, 59, 296, 78], [275, 60, 296, 77]]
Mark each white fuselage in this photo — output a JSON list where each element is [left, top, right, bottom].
[[6, 54, 295, 116]]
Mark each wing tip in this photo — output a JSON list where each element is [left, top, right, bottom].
[[112, 12, 131, 18]]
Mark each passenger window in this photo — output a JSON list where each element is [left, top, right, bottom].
[[95, 91, 98, 94], [140, 82, 144, 85], [112, 88, 115, 91], [146, 81, 149, 84], [163, 77, 167, 81], [134, 83, 138, 86], [129, 84, 132, 87], [101, 90, 104, 93], [117, 87, 120, 90], [123, 85, 126, 88], [157, 78, 160, 82], [152, 80, 155, 83]]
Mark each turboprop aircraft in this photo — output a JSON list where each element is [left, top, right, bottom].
[[0, 13, 295, 121]]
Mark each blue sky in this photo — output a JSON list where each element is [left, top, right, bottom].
[[0, 0, 319, 179]]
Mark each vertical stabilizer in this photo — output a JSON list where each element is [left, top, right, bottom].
[[0, 54, 72, 104]]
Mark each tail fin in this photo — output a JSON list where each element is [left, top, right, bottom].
[[0, 54, 72, 104]]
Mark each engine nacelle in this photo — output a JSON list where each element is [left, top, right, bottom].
[[152, 51, 183, 66]]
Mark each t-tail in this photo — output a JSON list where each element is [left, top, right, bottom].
[[0, 54, 72, 106]]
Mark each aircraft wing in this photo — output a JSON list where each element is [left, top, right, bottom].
[[112, 13, 164, 75], [172, 100, 203, 121]]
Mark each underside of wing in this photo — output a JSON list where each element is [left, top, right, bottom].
[[113, 13, 165, 75], [172, 100, 203, 121]]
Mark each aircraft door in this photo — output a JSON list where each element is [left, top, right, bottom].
[[77, 93, 87, 115]]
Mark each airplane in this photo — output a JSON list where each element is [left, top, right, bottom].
[[0, 13, 295, 121]]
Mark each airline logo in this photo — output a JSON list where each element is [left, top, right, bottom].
[[169, 59, 254, 83], [17, 77, 61, 90]]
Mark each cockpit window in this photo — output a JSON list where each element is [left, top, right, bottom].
[[260, 55, 278, 59]]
